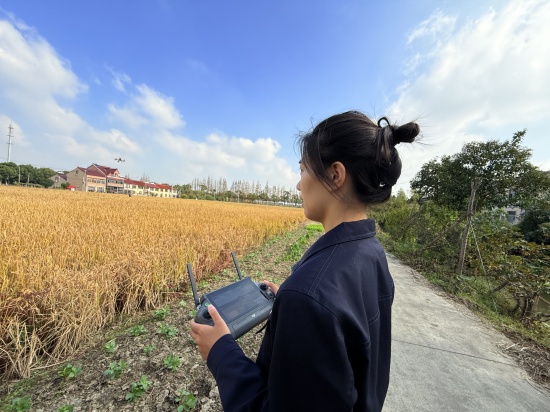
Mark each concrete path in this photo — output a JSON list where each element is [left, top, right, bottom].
[[384, 254, 549, 412]]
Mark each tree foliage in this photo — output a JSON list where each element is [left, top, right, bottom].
[[518, 208, 550, 244], [411, 131, 550, 212], [373, 194, 550, 325], [468, 211, 550, 320], [0, 162, 55, 187]]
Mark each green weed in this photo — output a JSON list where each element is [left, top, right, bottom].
[[58, 364, 81, 380], [125, 375, 152, 402], [157, 323, 178, 338], [306, 223, 324, 232], [152, 308, 169, 321], [143, 345, 154, 355], [128, 325, 147, 336], [103, 360, 129, 379], [5, 397, 31, 412], [104, 339, 118, 353], [163, 354, 181, 371], [175, 388, 197, 412]]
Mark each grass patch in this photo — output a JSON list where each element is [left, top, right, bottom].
[[277, 223, 324, 263]]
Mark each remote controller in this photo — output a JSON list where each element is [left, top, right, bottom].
[[187, 252, 275, 339]]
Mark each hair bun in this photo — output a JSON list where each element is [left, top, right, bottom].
[[393, 122, 419, 144]]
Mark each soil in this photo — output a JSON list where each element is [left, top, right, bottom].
[[0, 223, 322, 412]]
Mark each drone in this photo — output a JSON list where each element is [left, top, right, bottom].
[[114, 157, 125, 163]]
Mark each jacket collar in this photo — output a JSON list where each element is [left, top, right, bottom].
[[292, 219, 377, 272]]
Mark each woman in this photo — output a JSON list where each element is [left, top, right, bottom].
[[190, 110, 419, 411]]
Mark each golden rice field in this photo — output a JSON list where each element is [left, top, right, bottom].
[[0, 186, 305, 379]]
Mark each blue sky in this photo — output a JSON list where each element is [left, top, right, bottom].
[[1, 0, 549, 194]]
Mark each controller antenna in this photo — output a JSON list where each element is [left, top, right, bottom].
[[186, 263, 201, 308], [231, 252, 244, 280]]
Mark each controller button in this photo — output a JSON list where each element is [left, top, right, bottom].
[[259, 283, 267, 290], [203, 309, 212, 319]]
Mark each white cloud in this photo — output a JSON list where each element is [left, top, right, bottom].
[[407, 9, 457, 45], [0, 16, 142, 167], [389, 0, 550, 193], [107, 67, 131, 92], [106, 79, 298, 188], [109, 84, 185, 130], [92, 129, 141, 153], [134, 85, 184, 130], [107, 103, 148, 129], [156, 131, 298, 188], [0, 19, 86, 100], [0, 115, 30, 152], [536, 160, 550, 173]]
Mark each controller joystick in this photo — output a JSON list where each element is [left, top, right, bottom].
[[257, 282, 274, 299]]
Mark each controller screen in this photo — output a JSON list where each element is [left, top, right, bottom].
[[207, 279, 268, 324]]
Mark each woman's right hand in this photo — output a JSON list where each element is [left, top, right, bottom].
[[262, 280, 279, 296]]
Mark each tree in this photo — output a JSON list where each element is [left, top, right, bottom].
[[411, 130, 550, 289], [35, 167, 56, 187], [0, 162, 18, 184], [411, 130, 550, 212], [518, 208, 550, 244]]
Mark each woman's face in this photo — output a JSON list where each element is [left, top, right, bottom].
[[296, 161, 330, 223]]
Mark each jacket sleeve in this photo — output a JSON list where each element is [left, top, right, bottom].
[[266, 289, 355, 411], [207, 334, 268, 411]]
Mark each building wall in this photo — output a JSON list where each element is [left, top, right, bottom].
[[123, 182, 146, 196], [65, 168, 87, 191], [50, 173, 67, 188], [61, 166, 177, 197], [86, 176, 106, 192]]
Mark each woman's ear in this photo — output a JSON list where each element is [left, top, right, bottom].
[[329, 162, 346, 188]]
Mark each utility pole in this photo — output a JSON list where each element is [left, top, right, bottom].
[[7, 123, 14, 162]]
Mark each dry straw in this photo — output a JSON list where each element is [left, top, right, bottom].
[[0, 186, 304, 379]]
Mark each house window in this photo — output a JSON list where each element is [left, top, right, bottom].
[[507, 211, 516, 224]]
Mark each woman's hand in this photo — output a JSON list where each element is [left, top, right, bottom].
[[262, 280, 279, 296], [190, 305, 231, 360]]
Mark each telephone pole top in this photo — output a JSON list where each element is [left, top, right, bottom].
[[7, 123, 14, 162]]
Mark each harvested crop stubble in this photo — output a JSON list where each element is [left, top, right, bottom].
[[0, 186, 304, 379]]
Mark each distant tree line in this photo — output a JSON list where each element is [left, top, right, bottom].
[[173, 176, 301, 205], [0, 161, 301, 206], [0, 162, 55, 188]]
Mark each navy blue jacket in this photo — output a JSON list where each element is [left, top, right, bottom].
[[207, 219, 394, 411]]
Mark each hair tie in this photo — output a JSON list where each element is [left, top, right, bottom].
[[377, 117, 391, 128]]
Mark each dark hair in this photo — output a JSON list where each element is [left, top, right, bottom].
[[297, 110, 419, 204]]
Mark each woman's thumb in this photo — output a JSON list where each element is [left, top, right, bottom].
[[207, 305, 222, 322]]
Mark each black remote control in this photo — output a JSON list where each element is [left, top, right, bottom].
[[187, 252, 274, 339]]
